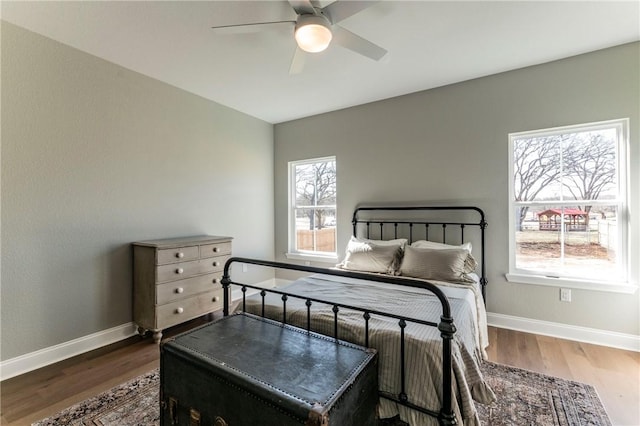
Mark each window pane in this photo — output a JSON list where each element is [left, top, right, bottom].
[[294, 164, 314, 206], [560, 129, 617, 201], [514, 205, 621, 281], [316, 160, 336, 205], [513, 136, 562, 202], [294, 161, 336, 206], [294, 208, 336, 253]]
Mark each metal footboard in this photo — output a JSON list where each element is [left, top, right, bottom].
[[222, 257, 458, 426]]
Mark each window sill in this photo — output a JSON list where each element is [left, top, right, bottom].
[[505, 273, 637, 294], [285, 252, 338, 264]]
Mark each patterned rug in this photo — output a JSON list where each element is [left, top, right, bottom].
[[477, 362, 611, 426], [33, 361, 611, 425]]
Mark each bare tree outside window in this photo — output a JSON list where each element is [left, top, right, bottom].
[[513, 136, 562, 230], [562, 131, 617, 224], [510, 121, 627, 284], [290, 157, 337, 255], [295, 161, 336, 230]]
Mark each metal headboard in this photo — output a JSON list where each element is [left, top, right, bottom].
[[352, 205, 488, 300]]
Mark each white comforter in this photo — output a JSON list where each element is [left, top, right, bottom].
[[239, 274, 495, 425]]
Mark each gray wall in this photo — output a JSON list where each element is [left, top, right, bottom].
[[274, 42, 639, 337], [1, 22, 274, 360]]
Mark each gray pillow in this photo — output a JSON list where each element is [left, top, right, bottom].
[[410, 240, 478, 273], [399, 246, 474, 283], [338, 239, 403, 274]]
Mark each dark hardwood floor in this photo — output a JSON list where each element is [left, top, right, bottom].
[[2, 320, 638, 425]]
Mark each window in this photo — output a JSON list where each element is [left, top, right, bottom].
[[507, 119, 631, 292], [288, 156, 337, 260]]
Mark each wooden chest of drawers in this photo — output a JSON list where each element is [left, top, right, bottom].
[[133, 235, 232, 343]]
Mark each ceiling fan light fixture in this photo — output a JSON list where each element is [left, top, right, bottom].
[[294, 14, 332, 53]]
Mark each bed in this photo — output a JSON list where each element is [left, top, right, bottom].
[[220, 206, 495, 426]]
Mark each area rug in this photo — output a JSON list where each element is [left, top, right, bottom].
[[476, 362, 611, 426], [33, 361, 611, 425]]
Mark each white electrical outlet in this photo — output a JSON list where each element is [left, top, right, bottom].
[[560, 288, 572, 302]]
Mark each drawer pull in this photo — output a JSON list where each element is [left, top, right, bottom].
[[175, 268, 184, 274], [190, 408, 201, 426], [212, 278, 220, 284], [169, 397, 178, 425], [213, 247, 220, 253], [212, 261, 219, 267], [176, 252, 184, 259], [175, 307, 184, 314], [212, 296, 220, 302], [175, 287, 184, 294]]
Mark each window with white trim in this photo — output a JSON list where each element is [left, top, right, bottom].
[[507, 119, 630, 291], [288, 157, 337, 259]]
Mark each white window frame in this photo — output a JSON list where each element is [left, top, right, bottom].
[[506, 118, 635, 293], [286, 156, 338, 263]]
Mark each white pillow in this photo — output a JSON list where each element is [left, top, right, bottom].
[[410, 240, 477, 273], [399, 246, 474, 283], [337, 237, 405, 274]]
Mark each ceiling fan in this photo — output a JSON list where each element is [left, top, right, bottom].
[[211, 0, 387, 74]]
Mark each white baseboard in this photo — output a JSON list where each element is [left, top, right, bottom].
[[0, 322, 138, 381], [487, 312, 640, 352], [1, 279, 280, 382]]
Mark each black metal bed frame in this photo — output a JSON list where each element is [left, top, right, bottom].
[[221, 206, 487, 426]]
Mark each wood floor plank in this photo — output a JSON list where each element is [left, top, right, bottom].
[[515, 330, 544, 370], [485, 326, 498, 360], [536, 333, 574, 379]]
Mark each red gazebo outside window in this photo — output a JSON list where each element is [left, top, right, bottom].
[[537, 208, 588, 231]]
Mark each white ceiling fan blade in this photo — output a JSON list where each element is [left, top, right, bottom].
[[288, 0, 315, 15], [331, 25, 387, 61], [289, 46, 306, 75], [322, 1, 379, 24], [211, 21, 294, 34]]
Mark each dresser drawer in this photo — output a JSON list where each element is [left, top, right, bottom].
[[200, 241, 232, 259], [156, 273, 223, 305], [156, 290, 224, 330], [157, 260, 212, 283], [156, 255, 231, 283], [157, 246, 199, 265]]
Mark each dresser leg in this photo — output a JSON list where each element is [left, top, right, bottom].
[[153, 330, 163, 344]]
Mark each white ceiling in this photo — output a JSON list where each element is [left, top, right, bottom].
[[2, 1, 639, 124]]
